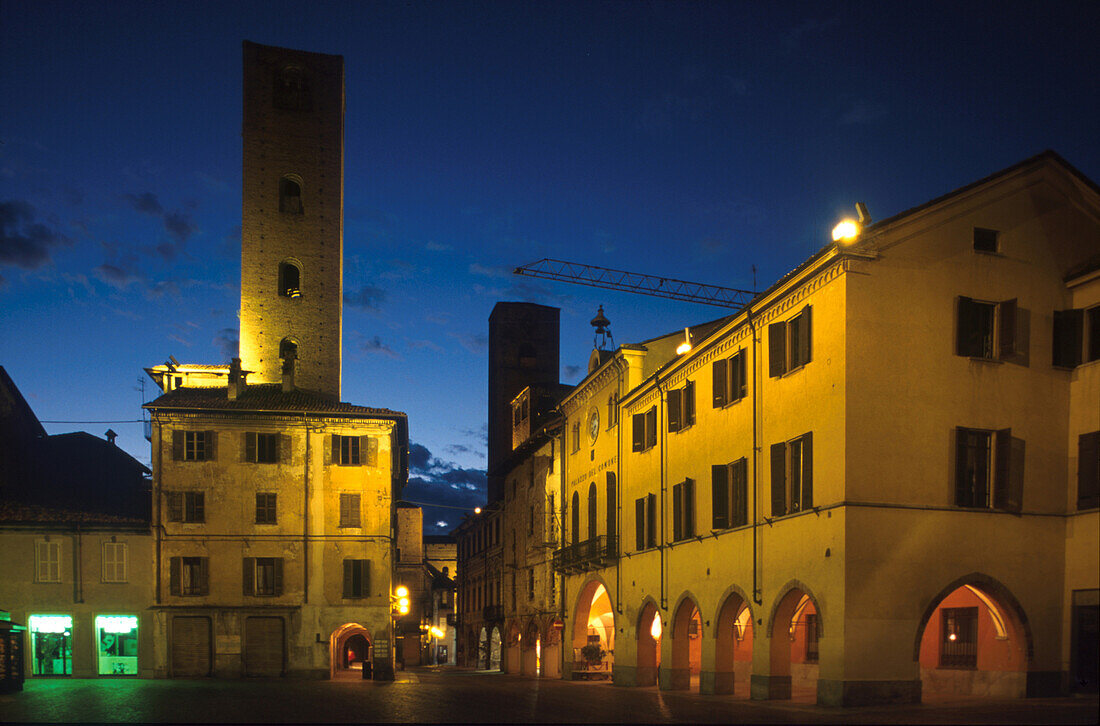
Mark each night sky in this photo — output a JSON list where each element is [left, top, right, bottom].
[[2, 1, 1097, 533]]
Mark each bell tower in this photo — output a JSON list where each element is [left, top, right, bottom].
[[238, 41, 344, 399]]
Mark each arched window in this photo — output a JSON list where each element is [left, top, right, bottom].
[[587, 483, 598, 541], [279, 176, 303, 214], [279, 338, 298, 360], [607, 393, 618, 427], [606, 473, 616, 546], [273, 65, 311, 111], [571, 492, 580, 547], [278, 261, 301, 298], [518, 343, 536, 368]]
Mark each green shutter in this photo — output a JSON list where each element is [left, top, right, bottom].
[[957, 297, 980, 357], [646, 408, 657, 449], [169, 556, 181, 596], [770, 443, 786, 516], [769, 321, 786, 377], [635, 498, 646, 550], [998, 299, 1017, 359], [712, 464, 729, 530], [672, 482, 683, 542], [800, 306, 812, 365], [801, 432, 813, 509], [243, 557, 254, 596], [684, 381, 695, 426], [172, 430, 184, 461], [667, 388, 681, 432], [732, 458, 748, 527], [684, 478, 695, 537], [632, 413, 645, 451], [1078, 432, 1100, 510], [712, 359, 728, 407], [343, 559, 353, 598], [646, 494, 657, 548], [1053, 309, 1083, 367], [955, 427, 971, 507]]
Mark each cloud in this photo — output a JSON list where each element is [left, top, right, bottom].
[[61, 272, 95, 296], [147, 280, 181, 298], [124, 192, 163, 215], [425, 242, 451, 251], [343, 285, 386, 311], [167, 334, 192, 348], [404, 440, 488, 519], [469, 262, 511, 278], [0, 200, 73, 270], [564, 364, 582, 378], [839, 100, 888, 125], [123, 191, 197, 254], [213, 328, 238, 360], [94, 263, 141, 289], [358, 335, 400, 359], [163, 211, 196, 244], [407, 339, 444, 352], [449, 332, 488, 354]]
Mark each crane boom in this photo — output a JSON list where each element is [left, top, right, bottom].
[[513, 258, 756, 309]]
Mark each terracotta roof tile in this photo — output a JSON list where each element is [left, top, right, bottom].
[[144, 384, 405, 416], [0, 500, 148, 526]]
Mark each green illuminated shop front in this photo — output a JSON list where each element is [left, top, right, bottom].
[[28, 614, 139, 676]]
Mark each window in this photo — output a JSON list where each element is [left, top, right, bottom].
[[634, 494, 657, 550], [805, 612, 820, 663], [243, 557, 283, 597], [1054, 307, 1100, 368], [571, 421, 580, 453], [973, 227, 999, 253], [273, 64, 311, 111], [279, 338, 298, 360], [102, 541, 127, 583], [339, 493, 361, 528], [956, 296, 1025, 360], [607, 393, 618, 428], [712, 457, 748, 530], [278, 261, 301, 298], [712, 349, 747, 407], [333, 434, 377, 466], [631, 406, 658, 452], [343, 559, 370, 598], [548, 492, 556, 540], [1079, 432, 1100, 510], [166, 492, 205, 523], [527, 505, 535, 536], [940, 607, 978, 668], [587, 483, 598, 541], [245, 432, 281, 463], [255, 493, 277, 525], [279, 176, 303, 214], [35, 540, 61, 583], [770, 433, 813, 517], [672, 478, 696, 542], [769, 306, 812, 377], [606, 474, 616, 545], [667, 380, 695, 432], [170, 556, 208, 596], [172, 430, 215, 461], [528, 569, 535, 600], [955, 426, 1024, 512], [571, 491, 580, 546]]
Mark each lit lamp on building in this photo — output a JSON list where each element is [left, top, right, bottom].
[[675, 328, 692, 355], [832, 202, 871, 245]]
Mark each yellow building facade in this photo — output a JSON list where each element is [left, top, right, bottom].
[[556, 152, 1100, 704]]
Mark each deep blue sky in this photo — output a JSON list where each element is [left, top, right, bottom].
[[2, 1, 1097, 533]]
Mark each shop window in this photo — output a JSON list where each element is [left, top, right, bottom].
[[169, 556, 208, 596], [166, 491, 204, 523], [631, 406, 658, 452], [712, 457, 748, 529], [672, 478, 696, 542], [243, 557, 283, 597], [955, 426, 1024, 512], [634, 493, 657, 550], [769, 306, 812, 377], [940, 607, 978, 668], [255, 493, 277, 524], [102, 541, 128, 583], [339, 493, 361, 528], [172, 430, 215, 461], [35, 540, 61, 583], [96, 615, 138, 675], [343, 559, 370, 598], [1079, 431, 1100, 510], [667, 380, 695, 432], [28, 615, 72, 675], [713, 348, 747, 407], [770, 432, 813, 517], [244, 432, 281, 463], [279, 176, 303, 214], [278, 261, 301, 298]]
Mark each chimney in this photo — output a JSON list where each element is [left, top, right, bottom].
[[105, 429, 118, 445], [228, 357, 247, 400]]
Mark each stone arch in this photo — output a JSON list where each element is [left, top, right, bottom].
[[570, 577, 615, 678], [669, 592, 703, 691], [912, 572, 1033, 662], [278, 257, 302, 298], [761, 581, 823, 702], [636, 597, 662, 687], [766, 579, 824, 637], [710, 584, 755, 639], [279, 173, 304, 214], [521, 618, 542, 677], [504, 620, 522, 674], [329, 622, 372, 679], [714, 587, 755, 696]]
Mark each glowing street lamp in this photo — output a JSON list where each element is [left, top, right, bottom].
[[832, 202, 871, 245]]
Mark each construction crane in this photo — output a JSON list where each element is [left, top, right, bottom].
[[513, 258, 757, 310]]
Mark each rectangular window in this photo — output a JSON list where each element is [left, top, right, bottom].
[[332, 435, 378, 466], [1089, 307, 1100, 363], [712, 457, 748, 530], [1053, 308, 1084, 368], [35, 540, 61, 583], [528, 569, 535, 600], [712, 349, 747, 408], [1076, 431, 1099, 511], [634, 494, 658, 550], [166, 491, 205, 523], [973, 227, 999, 253], [339, 493, 361, 528], [940, 607, 978, 668], [528, 505, 535, 536], [172, 430, 215, 461], [343, 559, 370, 598], [671, 478, 695, 542], [169, 556, 209, 596], [244, 432, 280, 463], [632, 406, 659, 452], [102, 541, 128, 583], [571, 422, 580, 453], [957, 296, 1024, 360], [954, 426, 1024, 512], [770, 433, 813, 517], [769, 306, 812, 377], [255, 493, 277, 524], [667, 380, 695, 432], [243, 557, 283, 597]]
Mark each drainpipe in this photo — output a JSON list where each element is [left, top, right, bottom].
[[614, 357, 625, 617], [73, 524, 83, 604], [747, 308, 763, 606], [656, 374, 667, 611], [303, 420, 310, 604], [154, 419, 161, 604]]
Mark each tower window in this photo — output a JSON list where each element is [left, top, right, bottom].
[[279, 338, 298, 360], [279, 176, 303, 215], [273, 65, 311, 111], [279, 261, 301, 298]]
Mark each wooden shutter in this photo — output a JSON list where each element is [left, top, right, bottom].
[[954, 427, 969, 506], [684, 478, 695, 537], [172, 430, 184, 460], [273, 558, 284, 596], [957, 297, 979, 357], [769, 321, 786, 377], [169, 556, 181, 596], [646, 493, 657, 548], [998, 299, 1017, 359], [362, 559, 370, 596], [732, 351, 746, 400], [672, 482, 683, 542], [993, 429, 1024, 513], [799, 306, 812, 365], [193, 492, 205, 522], [632, 413, 645, 451], [204, 431, 217, 461], [171, 616, 211, 677], [646, 408, 657, 449], [635, 498, 646, 550], [801, 432, 813, 509], [167, 492, 183, 522], [770, 443, 786, 516], [243, 557, 255, 596], [280, 434, 291, 463], [366, 436, 378, 467], [1078, 432, 1100, 510], [712, 359, 728, 407], [245, 432, 256, 462], [667, 388, 682, 432], [343, 559, 354, 597], [712, 464, 729, 529], [198, 557, 209, 595], [328, 435, 338, 465], [684, 381, 695, 426], [1053, 309, 1083, 367], [732, 458, 748, 527]]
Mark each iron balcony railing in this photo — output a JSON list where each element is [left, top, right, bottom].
[[552, 535, 618, 574]]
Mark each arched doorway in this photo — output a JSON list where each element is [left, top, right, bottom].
[[571, 580, 615, 679], [670, 597, 703, 691], [521, 620, 541, 677], [765, 586, 820, 702], [916, 578, 1030, 699], [489, 626, 502, 670], [329, 623, 372, 680], [478, 627, 489, 669], [542, 619, 562, 679], [636, 600, 661, 687], [715, 592, 754, 696], [504, 622, 522, 673]]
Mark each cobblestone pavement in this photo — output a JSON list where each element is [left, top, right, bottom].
[[1, 667, 1096, 724]]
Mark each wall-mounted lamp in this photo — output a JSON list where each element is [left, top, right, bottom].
[[675, 328, 692, 355], [832, 202, 871, 245]]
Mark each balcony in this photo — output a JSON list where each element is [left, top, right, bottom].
[[552, 535, 618, 574], [483, 604, 504, 622]]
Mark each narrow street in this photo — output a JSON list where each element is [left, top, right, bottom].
[[2, 667, 1096, 724]]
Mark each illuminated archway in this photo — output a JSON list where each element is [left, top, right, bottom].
[[715, 590, 754, 696], [521, 619, 541, 677], [636, 599, 661, 687], [571, 579, 615, 679], [489, 626, 502, 670], [670, 595, 703, 691], [478, 627, 489, 669], [915, 575, 1030, 699], [504, 621, 522, 673], [329, 623, 372, 679], [542, 619, 563, 679], [764, 583, 822, 702]]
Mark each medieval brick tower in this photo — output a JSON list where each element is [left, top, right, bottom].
[[239, 41, 344, 399]]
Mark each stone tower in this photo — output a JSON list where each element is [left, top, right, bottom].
[[487, 302, 560, 503], [238, 41, 344, 399]]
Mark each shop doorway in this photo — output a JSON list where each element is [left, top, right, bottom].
[[95, 615, 138, 675], [28, 615, 72, 676]]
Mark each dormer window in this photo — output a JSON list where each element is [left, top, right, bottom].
[[279, 261, 301, 298], [279, 176, 303, 215]]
